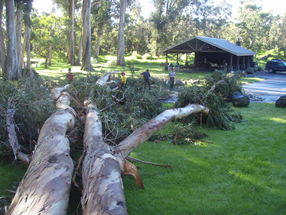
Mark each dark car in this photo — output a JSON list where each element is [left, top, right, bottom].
[[265, 59, 286, 73]]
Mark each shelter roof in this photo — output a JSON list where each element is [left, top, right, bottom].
[[159, 36, 256, 56]]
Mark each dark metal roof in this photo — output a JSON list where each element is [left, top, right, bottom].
[[159, 36, 256, 56]]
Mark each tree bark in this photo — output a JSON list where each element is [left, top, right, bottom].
[[69, 0, 75, 66], [81, 102, 128, 215], [26, 26, 31, 69], [81, 0, 93, 71], [0, 1, 6, 70], [75, 30, 82, 66], [94, 28, 102, 58], [21, 25, 27, 69], [5, 0, 21, 80], [16, 7, 22, 71], [7, 93, 76, 215], [45, 52, 48, 69], [117, 104, 209, 157], [81, 103, 209, 214], [49, 46, 52, 66], [116, 0, 126, 66]]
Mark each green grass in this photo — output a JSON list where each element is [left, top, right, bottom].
[[240, 77, 264, 84], [124, 103, 286, 214], [33, 55, 252, 84]]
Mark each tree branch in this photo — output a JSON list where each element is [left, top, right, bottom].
[[117, 104, 209, 158]]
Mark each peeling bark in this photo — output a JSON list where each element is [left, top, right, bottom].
[[117, 104, 210, 158], [81, 102, 127, 215], [96, 71, 119, 86], [81, 0, 93, 71], [81, 103, 209, 214], [7, 93, 76, 215], [116, 0, 126, 66]]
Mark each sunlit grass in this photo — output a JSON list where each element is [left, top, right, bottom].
[[240, 77, 264, 84], [124, 103, 286, 214]]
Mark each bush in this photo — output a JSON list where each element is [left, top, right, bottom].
[[105, 60, 116, 67], [142, 54, 153, 60]]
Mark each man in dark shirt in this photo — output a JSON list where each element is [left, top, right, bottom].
[[141, 69, 152, 90]]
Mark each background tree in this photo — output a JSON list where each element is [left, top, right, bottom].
[[81, 0, 93, 71], [117, 0, 127, 66], [3, 0, 21, 80]]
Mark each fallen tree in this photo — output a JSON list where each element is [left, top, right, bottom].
[[6, 92, 76, 215], [2, 70, 246, 214], [81, 101, 209, 214]]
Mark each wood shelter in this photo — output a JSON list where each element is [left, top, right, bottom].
[[158, 36, 256, 71]]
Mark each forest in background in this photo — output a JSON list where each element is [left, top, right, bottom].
[[14, 0, 286, 66]]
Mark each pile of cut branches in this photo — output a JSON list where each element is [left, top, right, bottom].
[[175, 70, 243, 130]]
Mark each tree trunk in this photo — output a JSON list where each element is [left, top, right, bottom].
[[49, 46, 52, 66], [45, 53, 48, 69], [81, 103, 209, 214], [81, 0, 93, 71], [0, 1, 6, 71], [94, 28, 102, 58], [81, 102, 128, 214], [26, 26, 31, 69], [21, 25, 28, 69], [5, 0, 21, 80], [76, 31, 82, 65], [116, 0, 126, 66], [16, 7, 22, 71], [7, 93, 75, 215], [69, 0, 75, 66]]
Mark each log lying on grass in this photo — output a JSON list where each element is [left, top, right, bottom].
[[7, 93, 76, 215], [81, 103, 209, 214]]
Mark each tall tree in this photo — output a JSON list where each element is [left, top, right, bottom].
[[81, 0, 93, 71], [16, 2, 23, 71], [0, 1, 6, 70], [69, 0, 75, 65], [116, 0, 126, 66], [5, 0, 21, 80]]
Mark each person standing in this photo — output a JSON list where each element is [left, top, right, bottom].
[[168, 68, 177, 90], [141, 69, 152, 90], [118, 71, 127, 88], [66, 68, 74, 84]]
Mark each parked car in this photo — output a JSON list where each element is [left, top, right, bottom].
[[265, 59, 286, 73]]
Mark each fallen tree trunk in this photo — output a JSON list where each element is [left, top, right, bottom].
[[96, 71, 119, 86], [7, 93, 76, 215], [81, 102, 127, 214], [117, 104, 209, 157], [81, 103, 209, 214]]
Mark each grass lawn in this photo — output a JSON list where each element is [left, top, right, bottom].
[[2, 58, 280, 213], [123, 103, 286, 215], [34, 55, 261, 84]]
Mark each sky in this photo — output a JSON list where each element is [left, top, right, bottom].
[[33, 0, 286, 18]]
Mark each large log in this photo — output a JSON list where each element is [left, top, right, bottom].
[[7, 93, 76, 215], [81, 102, 127, 215], [81, 103, 209, 214], [117, 104, 209, 158]]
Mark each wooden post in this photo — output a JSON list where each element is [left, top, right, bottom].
[[176, 53, 178, 64], [166, 53, 168, 64], [186, 53, 188, 65], [230, 54, 233, 66]]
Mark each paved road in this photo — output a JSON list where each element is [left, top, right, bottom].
[[243, 70, 286, 103]]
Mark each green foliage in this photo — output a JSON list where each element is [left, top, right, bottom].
[[204, 70, 242, 98], [105, 60, 117, 67], [124, 103, 286, 215], [175, 71, 243, 130], [0, 78, 56, 154]]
